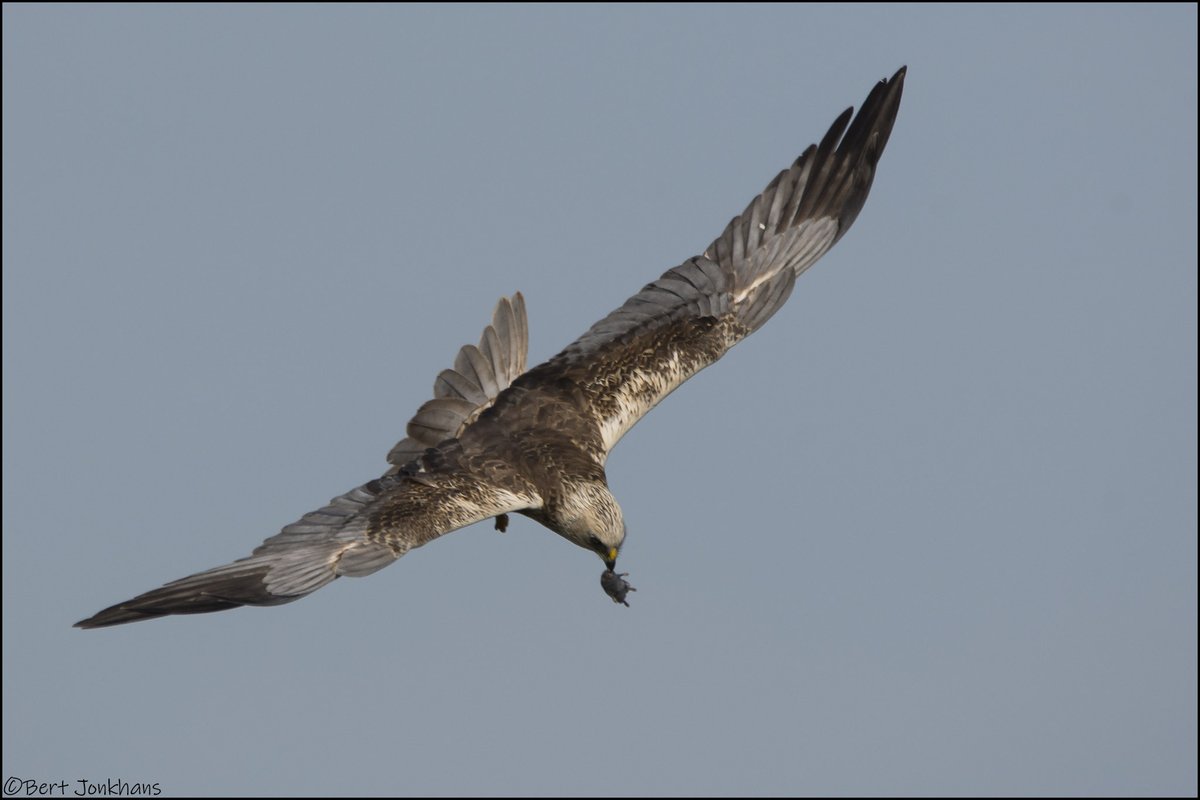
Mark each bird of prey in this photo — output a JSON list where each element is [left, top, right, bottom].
[[76, 67, 906, 628]]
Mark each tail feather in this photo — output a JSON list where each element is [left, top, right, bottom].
[[387, 292, 528, 467]]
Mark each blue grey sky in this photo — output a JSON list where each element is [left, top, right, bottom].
[[3, 5, 1196, 797]]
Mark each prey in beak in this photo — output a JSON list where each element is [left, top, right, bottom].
[[600, 548, 635, 606]]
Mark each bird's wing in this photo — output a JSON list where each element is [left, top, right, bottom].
[[74, 445, 541, 628], [516, 68, 905, 457], [386, 292, 528, 468]]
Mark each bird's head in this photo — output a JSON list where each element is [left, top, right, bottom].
[[556, 479, 626, 569]]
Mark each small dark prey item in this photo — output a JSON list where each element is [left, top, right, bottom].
[[601, 569, 636, 606], [494, 513, 509, 533]]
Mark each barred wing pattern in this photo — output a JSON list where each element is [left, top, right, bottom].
[[523, 67, 906, 456], [76, 426, 541, 628]]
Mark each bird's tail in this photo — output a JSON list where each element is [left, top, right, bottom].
[[386, 292, 528, 468]]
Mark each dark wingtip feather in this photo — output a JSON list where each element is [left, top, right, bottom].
[[74, 598, 241, 629], [823, 65, 907, 244], [74, 565, 283, 629]]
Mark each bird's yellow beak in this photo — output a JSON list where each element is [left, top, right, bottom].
[[605, 547, 618, 570]]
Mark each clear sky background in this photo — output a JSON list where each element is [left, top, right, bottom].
[[3, 5, 1196, 797]]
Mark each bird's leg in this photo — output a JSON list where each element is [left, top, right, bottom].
[[494, 513, 509, 533]]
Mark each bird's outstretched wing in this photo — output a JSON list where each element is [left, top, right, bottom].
[[387, 292, 528, 468], [74, 445, 541, 628], [516, 68, 905, 457]]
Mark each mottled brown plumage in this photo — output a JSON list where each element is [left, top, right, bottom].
[[76, 68, 905, 628]]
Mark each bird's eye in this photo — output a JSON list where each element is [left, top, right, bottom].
[[587, 534, 603, 552]]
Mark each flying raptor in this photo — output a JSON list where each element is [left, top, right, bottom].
[[76, 67, 906, 628]]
